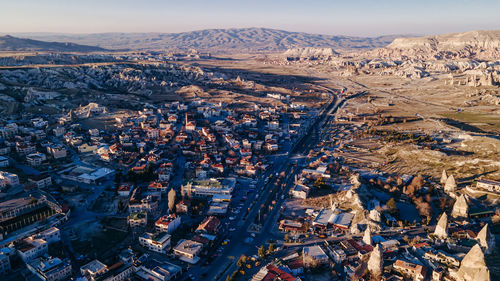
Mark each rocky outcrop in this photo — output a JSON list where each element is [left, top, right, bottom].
[[451, 194, 468, 218], [373, 30, 500, 60], [434, 212, 448, 239], [477, 223, 496, 254], [456, 244, 490, 281], [283, 47, 338, 61], [0, 62, 221, 96], [350, 174, 361, 188], [369, 209, 381, 222], [367, 244, 383, 275], [444, 175, 457, 193], [363, 228, 372, 246], [393, 66, 429, 79], [440, 170, 448, 185]]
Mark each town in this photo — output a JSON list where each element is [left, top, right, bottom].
[[1, 3, 500, 280], [0, 48, 498, 281]]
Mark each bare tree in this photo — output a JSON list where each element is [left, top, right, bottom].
[[414, 196, 432, 222]]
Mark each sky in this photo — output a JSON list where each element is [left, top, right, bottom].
[[1, 0, 500, 36]]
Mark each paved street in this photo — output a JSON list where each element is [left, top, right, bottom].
[[189, 89, 342, 281]]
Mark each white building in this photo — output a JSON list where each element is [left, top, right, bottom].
[[129, 195, 159, 216], [135, 262, 182, 281], [173, 239, 203, 264], [181, 178, 236, 198], [17, 237, 48, 262], [0, 171, 19, 186], [27, 257, 72, 281], [80, 259, 108, 279], [28, 174, 52, 189], [155, 214, 181, 234], [35, 227, 61, 244], [128, 212, 147, 228], [303, 245, 330, 267], [139, 232, 171, 254], [476, 179, 500, 193], [290, 184, 310, 199], [26, 152, 47, 166], [47, 145, 67, 159]]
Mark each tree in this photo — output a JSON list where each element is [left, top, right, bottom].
[[314, 177, 327, 189], [404, 184, 416, 197], [387, 198, 397, 214], [268, 243, 275, 253], [405, 174, 424, 197], [414, 197, 432, 222], [303, 254, 320, 268], [396, 176, 404, 186], [168, 188, 176, 213], [237, 255, 246, 267], [258, 246, 266, 258]]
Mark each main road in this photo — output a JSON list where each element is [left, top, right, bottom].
[[194, 87, 346, 281]]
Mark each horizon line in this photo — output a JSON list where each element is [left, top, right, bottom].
[[0, 26, 426, 38]]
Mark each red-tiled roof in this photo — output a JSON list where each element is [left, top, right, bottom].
[[155, 214, 177, 227], [413, 242, 429, 249], [287, 259, 304, 270], [264, 264, 297, 281], [196, 216, 220, 234]]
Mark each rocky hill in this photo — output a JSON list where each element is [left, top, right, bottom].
[[0, 35, 107, 52], [11, 28, 406, 53], [283, 47, 338, 61], [372, 30, 500, 60]]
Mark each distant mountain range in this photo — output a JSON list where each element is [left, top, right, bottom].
[[7, 28, 410, 52], [0, 35, 107, 52], [2, 29, 500, 59]]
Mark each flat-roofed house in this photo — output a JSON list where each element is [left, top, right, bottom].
[[139, 232, 171, 254], [28, 174, 52, 189], [155, 214, 181, 234], [16, 237, 48, 262], [476, 179, 500, 193], [128, 212, 147, 228], [303, 245, 330, 267], [173, 239, 203, 264], [27, 257, 72, 281], [80, 259, 108, 279], [393, 259, 427, 281]]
